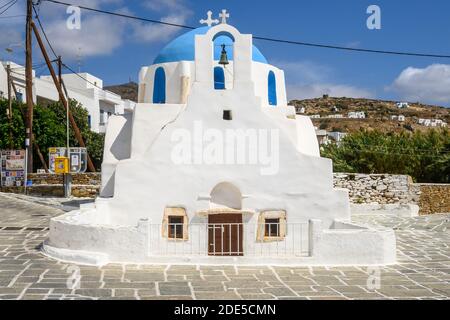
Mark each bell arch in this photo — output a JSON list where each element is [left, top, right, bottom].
[[195, 24, 253, 85]]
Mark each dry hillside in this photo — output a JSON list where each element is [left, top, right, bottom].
[[290, 96, 450, 133], [104, 82, 138, 102]]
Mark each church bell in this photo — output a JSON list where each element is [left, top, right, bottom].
[[218, 44, 229, 66]]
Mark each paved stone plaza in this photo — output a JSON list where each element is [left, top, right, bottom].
[[0, 193, 449, 300]]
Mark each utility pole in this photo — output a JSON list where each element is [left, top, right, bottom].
[[31, 21, 96, 172], [6, 63, 13, 149], [25, 0, 34, 173], [58, 56, 69, 154]]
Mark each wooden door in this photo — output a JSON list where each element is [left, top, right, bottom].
[[208, 214, 243, 256]]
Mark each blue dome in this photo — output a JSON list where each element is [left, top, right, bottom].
[[153, 26, 268, 65]]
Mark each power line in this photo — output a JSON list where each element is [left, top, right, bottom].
[[252, 36, 450, 59], [0, 0, 17, 16], [44, 0, 196, 30], [42, 0, 450, 59], [0, 0, 15, 10], [32, 4, 58, 59], [31, 3, 107, 92], [9, 61, 56, 73]]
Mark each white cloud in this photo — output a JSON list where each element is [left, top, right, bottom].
[[278, 60, 374, 100], [0, 1, 25, 51], [131, 0, 192, 43], [390, 64, 450, 105], [0, 0, 192, 61], [42, 14, 127, 59]]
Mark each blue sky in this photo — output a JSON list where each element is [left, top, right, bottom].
[[1, 0, 450, 106]]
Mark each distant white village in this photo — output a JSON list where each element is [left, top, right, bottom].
[[295, 101, 448, 146], [0, 61, 135, 133]]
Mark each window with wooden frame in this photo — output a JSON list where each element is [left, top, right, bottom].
[[264, 218, 280, 237], [257, 210, 286, 241], [168, 216, 184, 239], [162, 207, 188, 240]]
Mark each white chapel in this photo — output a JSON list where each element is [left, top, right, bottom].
[[44, 11, 396, 266]]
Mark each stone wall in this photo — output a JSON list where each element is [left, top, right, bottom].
[[333, 173, 418, 205], [0, 173, 101, 198], [27, 173, 101, 186], [333, 173, 449, 215], [1, 172, 448, 214], [417, 184, 450, 215]]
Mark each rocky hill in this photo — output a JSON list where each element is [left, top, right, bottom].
[[104, 82, 138, 102], [290, 96, 450, 133]]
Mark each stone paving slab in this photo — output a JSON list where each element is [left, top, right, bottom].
[[0, 193, 449, 300]]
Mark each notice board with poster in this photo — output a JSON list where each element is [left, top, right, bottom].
[[0, 150, 25, 187]]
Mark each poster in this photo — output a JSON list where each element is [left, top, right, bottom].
[[0, 150, 25, 187]]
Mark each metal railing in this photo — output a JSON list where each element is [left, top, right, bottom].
[[147, 222, 309, 257]]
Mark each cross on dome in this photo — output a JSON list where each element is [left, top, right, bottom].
[[199, 10, 219, 27], [219, 9, 230, 24]]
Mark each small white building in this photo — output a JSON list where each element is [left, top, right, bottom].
[[327, 114, 343, 119], [391, 115, 405, 122], [43, 12, 395, 266], [396, 102, 409, 109], [0, 61, 135, 133], [0, 61, 29, 104], [309, 114, 321, 119], [417, 118, 447, 127], [296, 106, 305, 114], [328, 131, 347, 143], [348, 111, 365, 119], [315, 129, 329, 145]]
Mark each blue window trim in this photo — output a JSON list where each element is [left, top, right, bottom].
[[214, 67, 225, 90], [153, 67, 166, 104], [268, 71, 277, 106]]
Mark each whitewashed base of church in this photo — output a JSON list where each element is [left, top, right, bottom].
[[42, 205, 396, 267]]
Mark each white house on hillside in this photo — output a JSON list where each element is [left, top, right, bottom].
[[391, 115, 405, 122], [396, 102, 409, 109], [0, 61, 135, 133], [327, 114, 343, 119], [417, 118, 447, 127], [348, 111, 365, 119]]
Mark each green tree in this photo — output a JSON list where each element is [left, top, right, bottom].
[[321, 129, 450, 183], [0, 98, 104, 171]]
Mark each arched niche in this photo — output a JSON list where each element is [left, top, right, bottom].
[[153, 67, 166, 103], [213, 33, 234, 90], [210, 182, 242, 210], [214, 66, 225, 89], [268, 70, 277, 106]]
